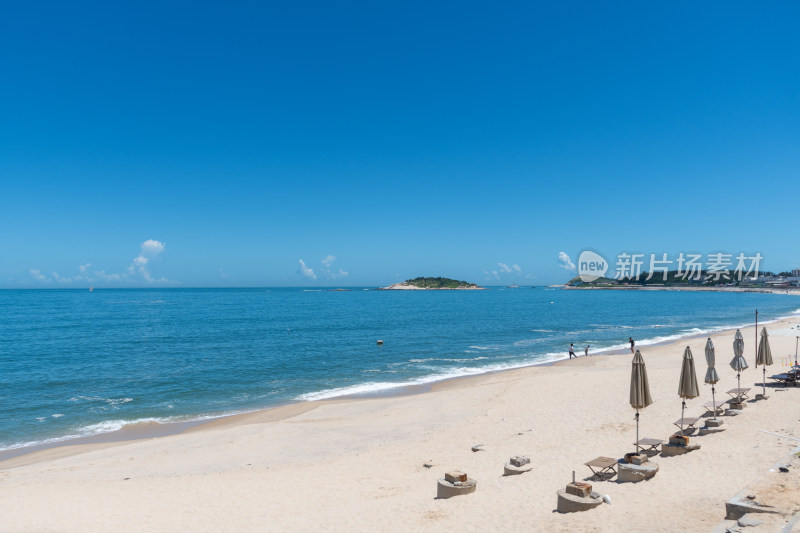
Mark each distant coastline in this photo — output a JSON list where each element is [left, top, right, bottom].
[[562, 284, 800, 295]]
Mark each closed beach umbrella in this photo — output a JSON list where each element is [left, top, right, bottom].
[[630, 350, 653, 453], [731, 329, 748, 395], [678, 346, 699, 435], [704, 338, 720, 419], [756, 327, 773, 397]]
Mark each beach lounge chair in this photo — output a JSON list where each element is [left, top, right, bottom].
[[673, 417, 700, 433], [702, 401, 725, 416], [584, 456, 618, 480], [634, 438, 664, 456], [768, 373, 797, 387]]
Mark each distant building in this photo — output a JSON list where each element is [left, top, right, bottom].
[[793, 269, 800, 277]]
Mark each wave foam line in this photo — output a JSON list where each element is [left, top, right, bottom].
[[0, 410, 253, 453], [296, 353, 566, 402]]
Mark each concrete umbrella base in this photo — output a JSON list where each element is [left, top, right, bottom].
[[436, 478, 477, 499]]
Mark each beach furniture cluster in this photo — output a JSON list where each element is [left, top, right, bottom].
[[558, 324, 782, 514], [431, 322, 790, 521]]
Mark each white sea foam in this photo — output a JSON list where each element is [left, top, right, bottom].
[[0, 410, 249, 453], [296, 354, 566, 402], [409, 356, 489, 363], [68, 396, 133, 407]]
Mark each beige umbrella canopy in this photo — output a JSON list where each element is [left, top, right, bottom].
[[678, 346, 699, 434], [730, 329, 748, 394], [756, 327, 773, 397], [704, 338, 720, 384], [704, 338, 720, 419], [630, 350, 653, 453]]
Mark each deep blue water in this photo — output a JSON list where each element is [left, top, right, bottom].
[[1, 287, 798, 450]]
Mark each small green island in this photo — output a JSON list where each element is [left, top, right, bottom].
[[380, 277, 485, 290]]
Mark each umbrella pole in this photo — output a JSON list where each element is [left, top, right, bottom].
[[712, 385, 717, 420], [635, 410, 640, 454], [681, 400, 686, 436], [763, 367, 766, 397]]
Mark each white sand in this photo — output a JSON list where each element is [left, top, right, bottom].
[[2, 316, 800, 532]]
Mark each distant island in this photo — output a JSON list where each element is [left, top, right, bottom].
[[380, 277, 485, 290]]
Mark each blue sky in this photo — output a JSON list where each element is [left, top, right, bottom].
[[2, 2, 798, 287]]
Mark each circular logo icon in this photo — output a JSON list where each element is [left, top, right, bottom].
[[578, 250, 608, 282]]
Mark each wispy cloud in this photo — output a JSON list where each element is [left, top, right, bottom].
[[52, 271, 80, 284], [219, 268, 230, 279], [298, 259, 317, 279], [94, 270, 121, 281], [318, 254, 348, 279], [29, 269, 50, 282], [558, 251, 576, 272], [487, 262, 522, 280], [27, 240, 169, 285]]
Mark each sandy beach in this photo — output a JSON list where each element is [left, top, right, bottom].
[[2, 316, 800, 532]]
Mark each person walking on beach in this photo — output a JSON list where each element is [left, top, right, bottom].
[[585, 345, 590, 357], [569, 343, 576, 359], [629, 337, 635, 353]]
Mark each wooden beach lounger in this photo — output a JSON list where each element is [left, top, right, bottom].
[[673, 417, 700, 433], [635, 438, 664, 455], [702, 401, 726, 415], [584, 456, 618, 480]]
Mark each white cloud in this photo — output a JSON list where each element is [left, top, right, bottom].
[[140, 239, 165, 256], [317, 254, 349, 279], [491, 270, 499, 279], [128, 240, 167, 282], [27, 241, 169, 286], [558, 251, 576, 272], [497, 262, 512, 274], [298, 259, 317, 280], [52, 272, 73, 284], [95, 270, 122, 281], [512, 264, 522, 273], [219, 268, 230, 279], [29, 269, 50, 282]]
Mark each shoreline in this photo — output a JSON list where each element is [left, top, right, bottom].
[[3, 307, 797, 467], [3, 314, 800, 531]]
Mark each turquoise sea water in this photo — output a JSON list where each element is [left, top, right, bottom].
[[1, 287, 798, 451]]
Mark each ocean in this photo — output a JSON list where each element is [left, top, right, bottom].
[[1, 287, 798, 452]]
